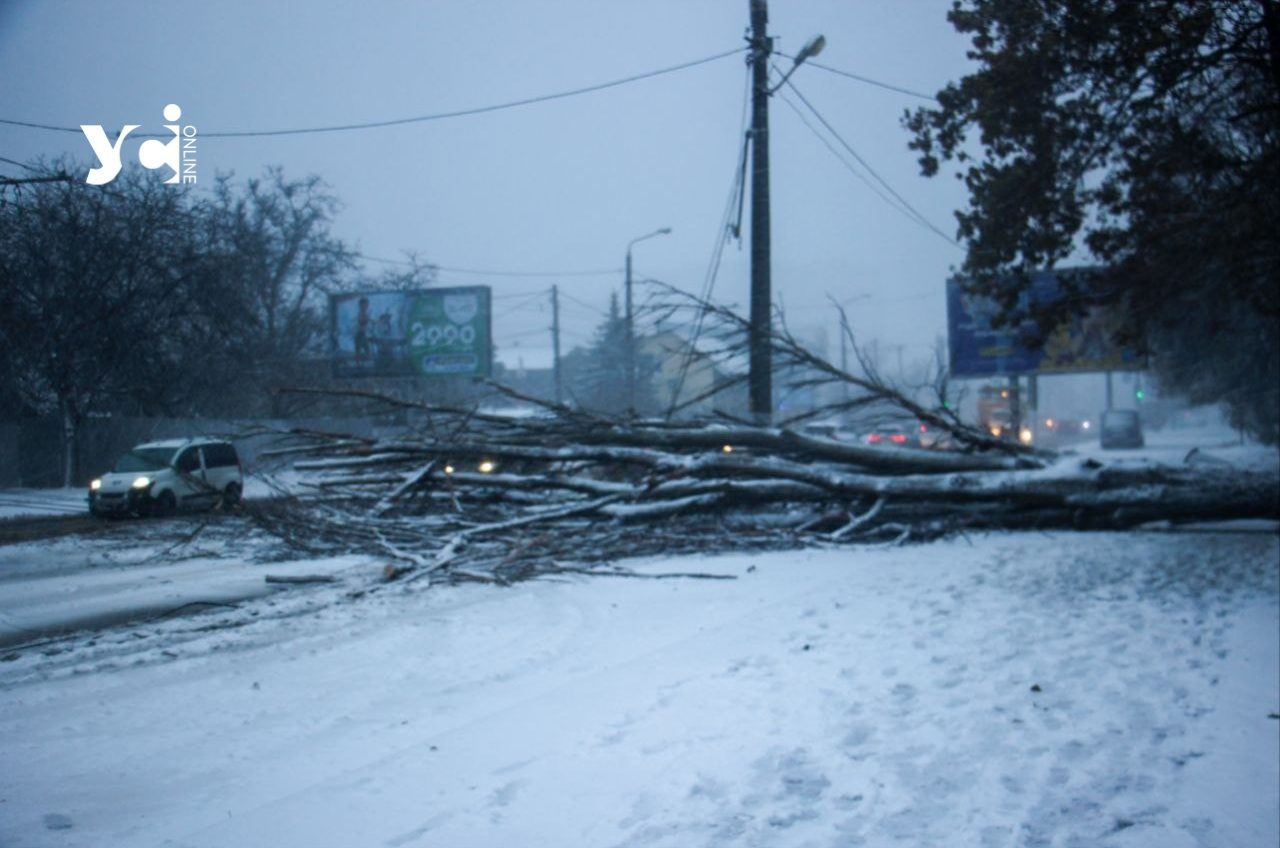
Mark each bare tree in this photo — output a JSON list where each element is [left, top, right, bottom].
[[0, 162, 198, 484], [204, 168, 356, 415]]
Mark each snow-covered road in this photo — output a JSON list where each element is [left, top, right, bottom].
[[1, 530, 1276, 847]]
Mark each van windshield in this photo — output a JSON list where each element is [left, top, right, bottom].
[[113, 448, 175, 472], [1102, 411, 1140, 429]]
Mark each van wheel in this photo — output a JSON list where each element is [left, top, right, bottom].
[[152, 490, 177, 517], [222, 483, 242, 508]]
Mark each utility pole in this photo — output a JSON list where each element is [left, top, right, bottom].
[[625, 249, 634, 413], [748, 0, 773, 422], [839, 311, 850, 407], [551, 285, 563, 404]]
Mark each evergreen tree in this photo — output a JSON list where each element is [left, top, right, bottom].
[[571, 293, 630, 414]]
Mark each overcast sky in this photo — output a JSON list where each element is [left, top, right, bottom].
[[0, 0, 974, 373]]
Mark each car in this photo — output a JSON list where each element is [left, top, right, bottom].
[[1099, 409, 1144, 449], [89, 439, 243, 517], [916, 421, 958, 450], [863, 423, 921, 448]]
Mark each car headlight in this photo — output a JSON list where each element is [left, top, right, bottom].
[[89, 479, 101, 491], [477, 460, 496, 474], [131, 476, 152, 489]]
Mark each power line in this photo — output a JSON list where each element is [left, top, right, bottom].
[[777, 89, 930, 235], [0, 47, 746, 139], [437, 265, 620, 279], [0, 174, 75, 187], [491, 289, 551, 302], [776, 53, 938, 102], [558, 291, 611, 318], [0, 155, 39, 173], [492, 293, 548, 319], [779, 74, 958, 247], [666, 62, 754, 416], [359, 253, 621, 278]]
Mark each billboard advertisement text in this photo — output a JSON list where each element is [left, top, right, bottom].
[[331, 287, 492, 379], [947, 271, 1138, 377]]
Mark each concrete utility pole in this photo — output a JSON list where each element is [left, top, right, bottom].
[[748, 0, 773, 422], [551, 284, 563, 404], [625, 249, 634, 412], [745, 2, 824, 422], [840, 311, 850, 407]]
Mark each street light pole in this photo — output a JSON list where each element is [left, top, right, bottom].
[[625, 227, 671, 414]]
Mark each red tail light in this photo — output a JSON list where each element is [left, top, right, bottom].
[[867, 434, 882, 444], [890, 434, 907, 444]]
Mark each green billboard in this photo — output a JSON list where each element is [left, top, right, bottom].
[[330, 287, 492, 378]]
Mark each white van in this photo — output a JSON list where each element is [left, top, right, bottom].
[[89, 439, 243, 517]]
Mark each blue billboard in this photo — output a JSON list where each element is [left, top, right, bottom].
[[947, 270, 1138, 377]]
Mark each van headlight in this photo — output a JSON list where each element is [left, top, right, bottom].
[[131, 476, 152, 489], [89, 479, 102, 491]]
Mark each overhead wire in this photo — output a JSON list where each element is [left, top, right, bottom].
[[778, 72, 959, 248], [0, 47, 747, 139], [558, 290, 612, 318], [491, 288, 551, 302], [665, 61, 754, 417], [775, 88, 930, 236], [775, 53, 938, 102], [358, 253, 620, 279], [0, 155, 38, 172], [492, 292, 548, 319]]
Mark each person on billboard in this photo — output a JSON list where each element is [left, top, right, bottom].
[[373, 311, 396, 371]]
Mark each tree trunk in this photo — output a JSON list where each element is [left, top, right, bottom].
[[60, 397, 78, 489]]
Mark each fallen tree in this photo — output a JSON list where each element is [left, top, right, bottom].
[[244, 287, 1278, 586], [245, 392, 1278, 586]]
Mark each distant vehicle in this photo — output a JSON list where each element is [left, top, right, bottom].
[[1099, 410, 1144, 449], [89, 439, 243, 517], [864, 422, 921, 448], [917, 422, 957, 450], [799, 422, 842, 441], [1053, 418, 1083, 437]]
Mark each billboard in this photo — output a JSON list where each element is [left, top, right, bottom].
[[330, 287, 492, 378], [947, 271, 1139, 377]]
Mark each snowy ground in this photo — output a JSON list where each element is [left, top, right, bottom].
[[0, 473, 293, 521], [1, 530, 1276, 847], [0, 489, 88, 519], [1065, 423, 1278, 472]]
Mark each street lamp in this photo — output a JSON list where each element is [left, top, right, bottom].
[[768, 34, 826, 94], [625, 227, 671, 414]]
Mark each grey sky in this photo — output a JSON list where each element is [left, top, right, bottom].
[[0, 0, 973, 373]]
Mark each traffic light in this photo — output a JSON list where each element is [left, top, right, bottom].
[[1135, 388, 1145, 401]]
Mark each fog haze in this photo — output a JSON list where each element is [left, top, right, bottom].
[[0, 0, 971, 371]]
